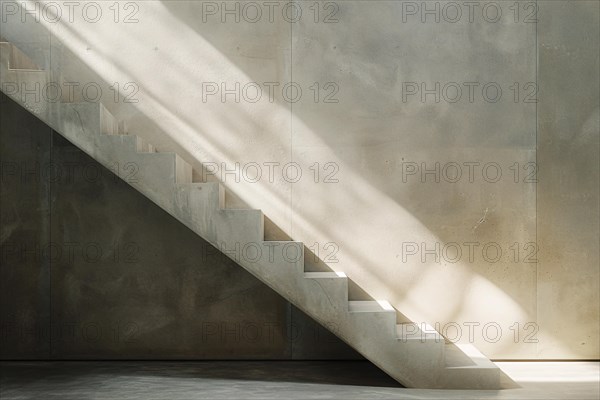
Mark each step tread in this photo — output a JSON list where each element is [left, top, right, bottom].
[[348, 300, 395, 313], [396, 322, 443, 341], [111, 133, 155, 153], [178, 182, 221, 188], [219, 208, 263, 216], [304, 271, 347, 279]]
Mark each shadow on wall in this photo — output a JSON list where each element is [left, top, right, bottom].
[[0, 91, 362, 361]]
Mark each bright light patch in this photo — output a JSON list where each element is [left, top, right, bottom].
[[377, 300, 394, 311]]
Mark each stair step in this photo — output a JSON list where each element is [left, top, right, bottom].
[[178, 182, 224, 210], [349, 300, 395, 313], [0, 42, 11, 69], [304, 271, 347, 279], [346, 301, 398, 350], [135, 138, 156, 153], [101, 134, 140, 153], [302, 271, 349, 310], [213, 209, 265, 245], [99, 104, 119, 135], [174, 154, 193, 184], [210, 240, 304, 280], [0, 42, 41, 70], [136, 152, 192, 184], [0, 67, 49, 118], [172, 182, 224, 238], [248, 241, 304, 272], [444, 343, 497, 369], [396, 322, 443, 343], [99, 116, 155, 154], [441, 343, 501, 389]]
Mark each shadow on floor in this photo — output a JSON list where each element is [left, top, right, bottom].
[[0, 360, 403, 389]]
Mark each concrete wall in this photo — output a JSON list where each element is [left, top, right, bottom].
[[0, 92, 359, 359], [0, 0, 597, 359], [537, 0, 599, 358]]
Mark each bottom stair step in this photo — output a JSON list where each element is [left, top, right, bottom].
[[445, 343, 497, 369], [441, 343, 502, 389]]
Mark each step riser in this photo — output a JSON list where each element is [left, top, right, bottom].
[[172, 184, 223, 242], [175, 154, 193, 184], [99, 105, 119, 135], [175, 183, 223, 212], [212, 209, 265, 246], [0, 43, 10, 69], [441, 369, 500, 389], [0, 42, 40, 70], [304, 276, 349, 312]]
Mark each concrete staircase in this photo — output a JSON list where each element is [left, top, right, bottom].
[[0, 39, 508, 389]]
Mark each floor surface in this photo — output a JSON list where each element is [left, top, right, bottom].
[[1, 361, 598, 399]]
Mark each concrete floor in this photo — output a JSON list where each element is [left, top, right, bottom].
[[1, 361, 598, 399]]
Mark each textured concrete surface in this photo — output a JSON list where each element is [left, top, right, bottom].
[[289, 0, 538, 360], [1, 361, 598, 400], [0, 91, 359, 360], [536, 0, 600, 359], [0, 0, 598, 360], [0, 85, 53, 358]]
